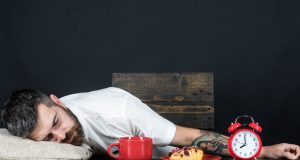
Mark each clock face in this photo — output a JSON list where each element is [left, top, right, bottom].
[[230, 130, 261, 159]]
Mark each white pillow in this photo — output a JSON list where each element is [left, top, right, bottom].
[[0, 128, 92, 160]]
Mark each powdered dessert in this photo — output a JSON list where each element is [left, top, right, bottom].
[[168, 146, 204, 160]]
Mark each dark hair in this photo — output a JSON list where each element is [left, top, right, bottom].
[[1, 89, 55, 137]]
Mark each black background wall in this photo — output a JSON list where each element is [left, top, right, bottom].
[[1, 1, 299, 145]]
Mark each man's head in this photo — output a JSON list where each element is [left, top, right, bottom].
[[1, 89, 84, 146]]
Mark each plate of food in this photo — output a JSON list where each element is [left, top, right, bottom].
[[160, 146, 222, 160]]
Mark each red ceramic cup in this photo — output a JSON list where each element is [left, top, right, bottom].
[[107, 136, 153, 160]]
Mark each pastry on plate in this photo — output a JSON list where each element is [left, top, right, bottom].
[[167, 146, 204, 160]]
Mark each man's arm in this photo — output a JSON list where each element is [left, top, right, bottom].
[[170, 125, 300, 159], [170, 125, 229, 156]]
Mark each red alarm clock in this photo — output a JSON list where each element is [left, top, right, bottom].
[[227, 115, 262, 160]]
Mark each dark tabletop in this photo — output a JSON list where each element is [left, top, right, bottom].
[[90, 154, 299, 160]]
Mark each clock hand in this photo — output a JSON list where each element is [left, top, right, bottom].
[[243, 135, 246, 145], [240, 144, 246, 148]]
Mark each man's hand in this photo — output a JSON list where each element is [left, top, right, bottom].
[[260, 143, 300, 159]]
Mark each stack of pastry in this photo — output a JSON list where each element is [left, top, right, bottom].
[[168, 146, 204, 160]]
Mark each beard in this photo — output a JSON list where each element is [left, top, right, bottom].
[[61, 107, 84, 146]]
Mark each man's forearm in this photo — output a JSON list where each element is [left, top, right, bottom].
[[192, 130, 230, 157], [191, 131, 300, 159]]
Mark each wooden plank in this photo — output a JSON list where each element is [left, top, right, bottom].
[[159, 113, 214, 129], [112, 73, 214, 106], [147, 104, 214, 129], [112, 72, 214, 129], [147, 104, 213, 113]]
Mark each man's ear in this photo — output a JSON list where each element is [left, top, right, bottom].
[[50, 94, 63, 106]]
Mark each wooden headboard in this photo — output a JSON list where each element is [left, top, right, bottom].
[[112, 73, 214, 129]]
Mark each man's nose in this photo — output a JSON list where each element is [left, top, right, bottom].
[[51, 129, 66, 142]]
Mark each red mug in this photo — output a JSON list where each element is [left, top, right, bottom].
[[107, 136, 153, 160]]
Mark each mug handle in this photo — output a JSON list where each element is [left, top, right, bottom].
[[107, 143, 119, 159]]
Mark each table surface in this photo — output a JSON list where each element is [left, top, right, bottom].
[[91, 154, 299, 160]]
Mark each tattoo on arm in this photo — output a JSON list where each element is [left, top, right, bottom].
[[191, 130, 230, 157]]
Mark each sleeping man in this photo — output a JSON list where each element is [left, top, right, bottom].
[[1, 87, 299, 159]]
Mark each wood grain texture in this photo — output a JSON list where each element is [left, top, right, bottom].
[[148, 104, 213, 128], [112, 73, 214, 129]]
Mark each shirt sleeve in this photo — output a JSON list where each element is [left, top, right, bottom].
[[123, 91, 176, 146]]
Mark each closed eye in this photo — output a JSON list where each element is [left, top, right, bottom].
[[43, 114, 58, 141], [54, 116, 59, 126]]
